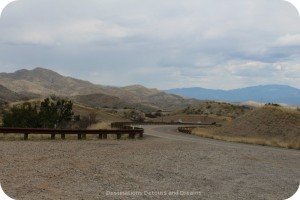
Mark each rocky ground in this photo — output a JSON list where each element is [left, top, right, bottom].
[[0, 133, 299, 200]]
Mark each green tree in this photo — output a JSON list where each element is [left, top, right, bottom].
[[3, 103, 40, 128], [39, 96, 74, 128], [2, 97, 75, 129]]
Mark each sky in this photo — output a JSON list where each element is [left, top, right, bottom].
[[0, 0, 300, 90]]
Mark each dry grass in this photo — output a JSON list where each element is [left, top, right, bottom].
[[192, 127, 300, 150], [190, 106, 300, 150], [87, 122, 111, 129]]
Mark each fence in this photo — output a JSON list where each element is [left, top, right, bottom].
[[0, 127, 144, 140]]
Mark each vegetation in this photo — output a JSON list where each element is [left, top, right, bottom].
[[265, 103, 281, 107], [145, 110, 162, 118], [182, 102, 252, 119], [2, 103, 40, 128], [2, 96, 76, 128], [78, 112, 97, 129]]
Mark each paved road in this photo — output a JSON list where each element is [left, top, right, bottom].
[[143, 125, 300, 155], [142, 125, 300, 199]]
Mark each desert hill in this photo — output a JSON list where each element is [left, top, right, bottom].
[[0, 68, 112, 96], [194, 106, 300, 149], [71, 93, 159, 111], [0, 68, 202, 111], [0, 84, 35, 103], [218, 106, 300, 138], [181, 101, 253, 118]]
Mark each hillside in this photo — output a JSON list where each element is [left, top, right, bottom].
[[71, 93, 159, 111], [72, 93, 128, 109], [182, 102, 253, 118], [193, 106, 300, 149], [0, 68, 111, 96], [166, 85, 300, 105], [123, 85, 203, 111], [0, 68, 202, 111], [0, 84, 35, 103]]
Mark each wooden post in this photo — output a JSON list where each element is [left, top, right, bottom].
[[117, 133, 121, 140], [51, 133, 55, 140], [98, 133, 103, 139], [129, 133, 135, 139], [103, 133, 107, 139], [24, 133, 28, 140], [139, 132, 143, 138], [78, 134, 82, 140], [61, 133, 65, 140]]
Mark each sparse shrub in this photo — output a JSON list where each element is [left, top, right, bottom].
[[265, 103, 281, 107], [74, 112, 98, 129]]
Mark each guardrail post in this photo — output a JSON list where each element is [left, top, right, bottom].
[[98, 133, 103, 139], [139, 132, 143, 138], [117, 133, 121, 140], [24, 133, 28, 140], [103, 133, 107, 139], [78, 134, 82, 140], [61, 133, 65, 140], [51, 133, 55, 140], [129, 133, 134, 139]]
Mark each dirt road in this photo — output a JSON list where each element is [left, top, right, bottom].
[[0, 125, 299, 200]]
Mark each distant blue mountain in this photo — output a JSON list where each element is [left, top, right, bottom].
[[165, 85, 300, 105]]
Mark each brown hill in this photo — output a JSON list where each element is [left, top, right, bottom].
[[219, 106, 300, 137], [0, 68, 110, 96], [194, 106, 300, 149], [0, 84, 35, 103], [0, 68, 202, 111], [123, 85, 202, 110], [182, 101, 253, 118]]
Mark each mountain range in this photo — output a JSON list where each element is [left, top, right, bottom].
[[0, 68, 201, 111], [0, 67, 298, 109], [165, 85, 300, 105]]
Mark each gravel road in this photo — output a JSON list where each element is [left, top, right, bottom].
[[0, 125, 299, 200]]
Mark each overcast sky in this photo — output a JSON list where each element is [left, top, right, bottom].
[[0, 0, 300, 89]]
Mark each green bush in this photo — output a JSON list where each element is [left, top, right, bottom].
[[3, 96, 75, 128]]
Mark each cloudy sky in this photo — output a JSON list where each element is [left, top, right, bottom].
[[0, 0, 300, 89]]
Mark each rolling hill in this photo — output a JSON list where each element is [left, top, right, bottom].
[[193, 106, 300, 149], [0, 84, 36, 103], [0, 68, 203, 111]]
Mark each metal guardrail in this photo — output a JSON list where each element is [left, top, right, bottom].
[[0, 127, 144, 140]]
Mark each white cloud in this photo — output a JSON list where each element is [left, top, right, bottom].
[[0, 0, 300, 89], [0, 18, 130, 45], [276, 34, 300, 46]]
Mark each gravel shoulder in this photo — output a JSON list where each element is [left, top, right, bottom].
[[0, 126, 299, 200]]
